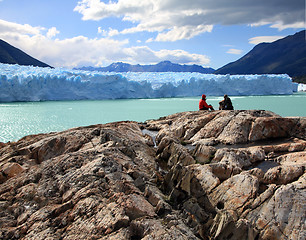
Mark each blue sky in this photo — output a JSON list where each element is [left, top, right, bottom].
[[0, 0, 304, 69]]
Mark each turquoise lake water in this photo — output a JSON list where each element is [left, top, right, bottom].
[[0, 92, 305, 143]]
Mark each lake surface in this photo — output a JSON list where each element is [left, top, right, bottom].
[[1, 92, 305, 143]]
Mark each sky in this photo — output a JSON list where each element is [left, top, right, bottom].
[[0, 0, 304, 69]]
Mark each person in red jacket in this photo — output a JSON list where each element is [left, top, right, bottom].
[[199, 94, 214, 110]]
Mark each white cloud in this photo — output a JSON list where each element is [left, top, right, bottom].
[[156, 49, 210, 65], [270, 22, 305, 31], [108, 28, 119, 37], [248, 36, 285, 45], [250, 21, 305, 31], [0, 19, 210, 68], [123, 46, 210, 65], [249, 22, 271, 28], [154, 25, 213, 42], [74, 0, 214, 41], [0, 19, 44, 35], [227, 49, 243, 55], [74, 0, 305, 41], [46, 27, 60, 38], [97, 27, 106, 35], [145, 38, 153, 43], [98, 27, 119, 37]]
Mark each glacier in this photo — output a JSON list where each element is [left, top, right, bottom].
[[0, 63, 295, 102], [298, 83, 306, 92]]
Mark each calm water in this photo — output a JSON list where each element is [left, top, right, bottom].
[[1, 92, 305, 143]]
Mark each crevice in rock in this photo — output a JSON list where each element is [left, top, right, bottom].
[[216, 201, 224, 210]]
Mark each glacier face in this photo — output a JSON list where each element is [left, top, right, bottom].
[[0, 63, 294, 102]]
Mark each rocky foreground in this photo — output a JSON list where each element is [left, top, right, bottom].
[[0, 110, 305, 239]]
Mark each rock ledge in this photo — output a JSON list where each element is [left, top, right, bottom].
[[0, 110, 305, 239]]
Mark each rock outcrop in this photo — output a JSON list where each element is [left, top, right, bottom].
[[0, 110, 305, 239]]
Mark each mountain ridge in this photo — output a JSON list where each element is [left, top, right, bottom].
[[215, 30, 306, 78], [0, 39, 51, 68], [75, 60, 215, 73]]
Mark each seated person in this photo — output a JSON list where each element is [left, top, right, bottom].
[[219, 94, 233, 110], [199, 94, 214, 110]]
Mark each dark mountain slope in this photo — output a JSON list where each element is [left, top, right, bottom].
[[215, 30, 306, 77], [0, 39, 51, 68]]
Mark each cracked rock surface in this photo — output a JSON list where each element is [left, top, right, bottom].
[[0, 110, 305, 239]]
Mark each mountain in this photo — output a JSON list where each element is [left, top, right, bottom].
[[215, 30, 306, 78], [0, 39, 51, 68], [76, 60, 215, 73]]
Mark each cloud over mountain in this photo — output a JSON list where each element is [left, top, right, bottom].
[[0, 19, 210, 68]]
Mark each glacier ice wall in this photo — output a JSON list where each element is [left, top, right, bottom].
[[0, 63, 294, 102], [298, 83, 306, 92]]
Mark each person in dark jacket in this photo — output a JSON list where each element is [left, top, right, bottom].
[[219, 94, 233, 110], [199, 94, 214, 110]]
